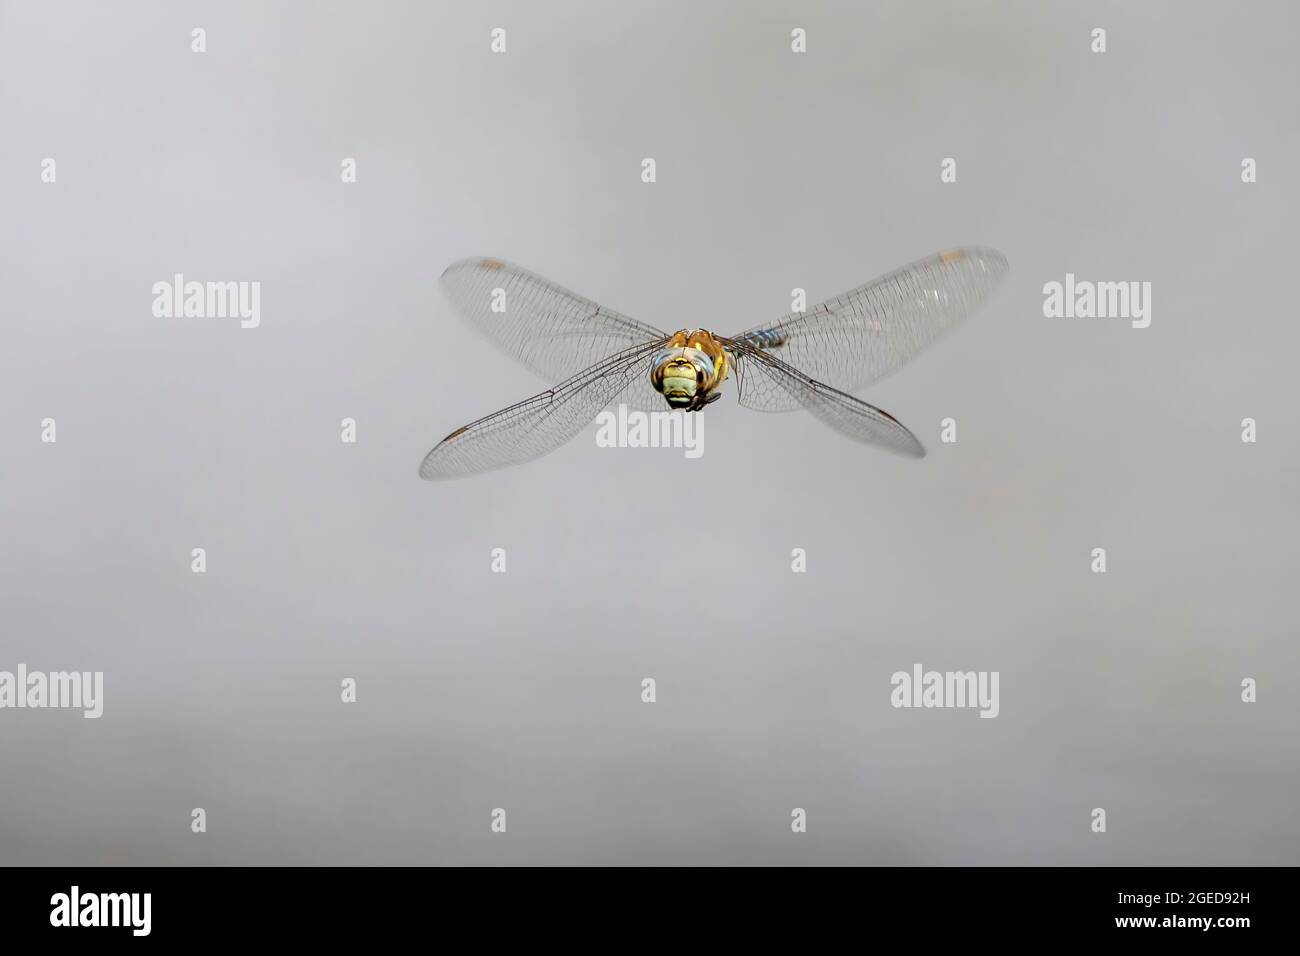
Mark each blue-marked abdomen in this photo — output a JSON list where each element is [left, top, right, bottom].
[[736, 328, 786, 349]]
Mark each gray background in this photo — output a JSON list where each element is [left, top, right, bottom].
[[2, 0, 1297, 865]]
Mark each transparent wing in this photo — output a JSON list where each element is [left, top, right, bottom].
[[441, 257, 669, 382], [729, 248, 1007, 410], [419, 339, 669, 479], [723, 338, 925, 458]]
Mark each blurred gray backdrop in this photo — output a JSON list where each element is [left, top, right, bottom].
[[1, 0, 1297, 865]]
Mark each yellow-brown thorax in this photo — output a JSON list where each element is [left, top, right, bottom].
[[650, 330, 731, 411]]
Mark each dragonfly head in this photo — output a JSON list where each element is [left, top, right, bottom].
[[651, 346, 717, 410]]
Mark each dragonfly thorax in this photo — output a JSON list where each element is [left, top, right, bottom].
[[650, 329, 731, 411]]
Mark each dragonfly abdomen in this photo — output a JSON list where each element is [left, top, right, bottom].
[[733, 328, 787, 350]]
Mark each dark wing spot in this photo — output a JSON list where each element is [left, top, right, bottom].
[[479, 259, 505, 270], [445, 425, 470, 440]]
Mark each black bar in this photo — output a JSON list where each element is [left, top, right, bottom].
[[0, 866, 1277, 942]]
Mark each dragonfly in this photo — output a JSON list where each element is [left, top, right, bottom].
[[419, 248, 1008, 479]]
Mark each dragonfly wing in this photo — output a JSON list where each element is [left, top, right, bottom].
[[441, 257, 669, 382], [724, 338, 925, 458], [729, 247, 1007, 410], [419, 339, 669, 479]]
